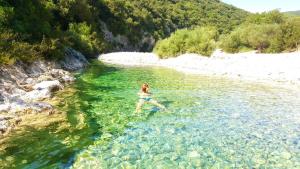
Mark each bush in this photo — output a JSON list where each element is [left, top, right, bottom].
[[153, 27, 218, 58], [245, 10, 285, 24], [281, 17, 300, 51], [220, 24, 283, 53], [39, 37, 65, 61], [0, 32, 40, 65], [67, 22, 107, 56]]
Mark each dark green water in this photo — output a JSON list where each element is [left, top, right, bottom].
[[1, 61, 300, 168]]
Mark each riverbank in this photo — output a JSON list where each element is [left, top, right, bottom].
[[99, 51, 300, 87], [0, 48, 89, 135]]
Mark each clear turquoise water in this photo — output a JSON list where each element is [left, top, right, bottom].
[[1, 61, 300, 168], [72, 62, 300, 168]]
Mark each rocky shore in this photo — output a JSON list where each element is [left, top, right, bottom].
[[0, 48, 89, 135], [99, 51, 300, 87]]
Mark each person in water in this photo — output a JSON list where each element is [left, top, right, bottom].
[[135, 83, 166, 113]]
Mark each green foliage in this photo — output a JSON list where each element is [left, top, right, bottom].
[[220, 11, 300, 53], [281, 17, 300, 51], [7, 0, 54, 40], [0, 31, 40, 65], [0, 0, 248, 64], [0, 1, 13, 31], [2, 0, 299, 65], [284, 10, 300, 16], [101, 0, 248, 41], [220, 24, 283, 53], [245, 10, 285, 24], [0, 0, 109, 64], [39, 37, 65, 61], [154, 27, 218, 58], [67, 22, 107, 56]]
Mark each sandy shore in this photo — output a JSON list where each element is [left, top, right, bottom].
[[99, 51, 300, 87]]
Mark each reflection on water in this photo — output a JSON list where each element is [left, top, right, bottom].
[[1, 61, 300, 168]]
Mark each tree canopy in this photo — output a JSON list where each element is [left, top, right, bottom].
[[220, 11, 300, 53], [0, 0, 248, 64], [1, 1, 299, 64]]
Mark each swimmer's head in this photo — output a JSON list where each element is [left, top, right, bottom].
[[141, 83, 149, 93]]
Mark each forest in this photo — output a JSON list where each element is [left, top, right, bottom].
[[0, 0, 299, 63], [154, 10, 300, 58], [0, 0, 247, 64]]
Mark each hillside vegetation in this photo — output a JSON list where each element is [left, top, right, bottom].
[[0, 0, 248, 65], [284, 10, 300, 16], [154, 27, 218, 58], [154, 10, 300, 58], [220, 11, 300, 53]]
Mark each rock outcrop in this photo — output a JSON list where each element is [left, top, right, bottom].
[[0, 48, 88, 135], [100, 21, 155, 52]]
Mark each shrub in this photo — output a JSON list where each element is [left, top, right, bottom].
[[220, 24, 283, 53], [0, 32, 40, 65], [67, 22, 106, 57], [153, 27, 218, 58], [281, 17, 300, 51], [245, 10, 285, 24], [39, 37, 65, 61]]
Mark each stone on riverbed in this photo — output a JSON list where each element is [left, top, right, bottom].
[[0, 120, 9, 133], [50, 69, 75, 83], [0, 114, 21, 134], [0, 115, 15, 121], [29, 102, 53, 114], [33, 80, 63, 91], [0, 104, 11, 113], [20, 80, 63, 102]]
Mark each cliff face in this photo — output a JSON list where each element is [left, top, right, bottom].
[[0, 48, 89, 135]]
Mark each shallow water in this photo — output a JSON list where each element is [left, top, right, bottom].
[[1, 61, 300, 168]]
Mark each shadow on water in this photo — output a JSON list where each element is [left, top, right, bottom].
[[146, 100, 175, 120], [161, 100, 174, 108]]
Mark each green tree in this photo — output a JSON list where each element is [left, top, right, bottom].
[[281, 17, 300, 51], [67, 22, 107, 56], [154, 27, 218, 58], [0, 0, 249, 64], [245, 10, 285, 24], [220, 24, 283, 53]]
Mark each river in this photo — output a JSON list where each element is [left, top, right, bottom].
[[1, 61, 300, 168]]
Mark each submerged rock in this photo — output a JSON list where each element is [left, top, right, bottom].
[[0, 120, 9, 133], [29, 102, 53, 114], [50, 69, 75, 83], [0, 104, 10, 113], [33, 80, 63, 91]]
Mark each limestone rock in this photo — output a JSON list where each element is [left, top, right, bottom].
[[0, 120, 9, 133], [0, 104, 11, 113], [30, 102, 53, 112], [0, 93, 4, 104], [61, 48, 89, 71], [0, 47, 89, 135], [33, 80, 63, 91]]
